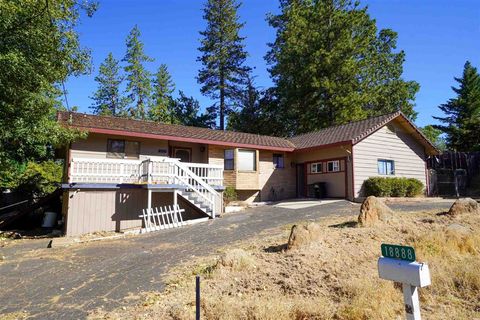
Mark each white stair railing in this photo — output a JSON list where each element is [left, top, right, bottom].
[[174, 160, 220, 218], [142, 158, 221, 218]]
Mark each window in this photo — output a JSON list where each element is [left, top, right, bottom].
[[124, 141, 140, 159], [273, 153, 284, 169], [327, 160, 340, 172], [173, 148, 191, 162], [224, 149, 234, 170], [237, 149, 256, 171], [107, 139, 140, 159], [378, 159, 395, 175], [311, 162, 322, 173]]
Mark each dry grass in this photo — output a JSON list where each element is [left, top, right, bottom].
[[89, 208, 480, 320]]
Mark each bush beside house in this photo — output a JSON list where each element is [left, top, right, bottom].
[[223, 186, 238, 204], [363, 177, 424, 197]]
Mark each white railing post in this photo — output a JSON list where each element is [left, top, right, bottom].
[[148, 159, 153, 184], [119, 162, 124, 184]]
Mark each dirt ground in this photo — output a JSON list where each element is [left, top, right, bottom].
[[85, 206, 480, 320]]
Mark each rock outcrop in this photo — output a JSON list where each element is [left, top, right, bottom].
[[358, 196, 393, 227], [287, 223, 322, 250], [448, 198, 479, 216]]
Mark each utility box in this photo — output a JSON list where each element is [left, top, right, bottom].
[[378, 257, 431, 287]]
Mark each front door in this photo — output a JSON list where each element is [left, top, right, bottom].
[[296, 163, 305, 197], [173, 148, 191, 162]]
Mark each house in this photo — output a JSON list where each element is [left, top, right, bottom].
[[58, 111, 438, 236]]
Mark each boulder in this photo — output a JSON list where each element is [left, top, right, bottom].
[[448, 198, 479, 216], [287, 222, 322, 250], [358, 196, 393, 227]]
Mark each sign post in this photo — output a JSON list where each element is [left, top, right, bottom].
[[378, 244, 431, 320]]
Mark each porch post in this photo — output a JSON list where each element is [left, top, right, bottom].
[[173, 189, 178, 207], [147, 189, 152, 212]]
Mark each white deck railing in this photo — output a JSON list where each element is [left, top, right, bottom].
[[69, 157, 224, 187], [69, 158, 141, 184]]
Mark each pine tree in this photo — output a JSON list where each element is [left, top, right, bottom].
[[421, 125, 446, 151], [197, 0, 251, 130], [171, 92, 216, 128], [90, 53, 125, 116], [123, 25, 153, 120], [266, 0, 419, 134], [149, 64, 175, 123], [434, 61, 480, 151]]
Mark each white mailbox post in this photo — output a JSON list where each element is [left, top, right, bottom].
[[378, 244, 431, 320]]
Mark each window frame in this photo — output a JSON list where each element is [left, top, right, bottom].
[[311, 162, 323, 174], [327, 160, 340, 173], [237, 149, 257, 172], [224, 149, 235, 170], [107, 139, 140, 159], [273, 153, 285, 169], [377, 159, 395, 175]]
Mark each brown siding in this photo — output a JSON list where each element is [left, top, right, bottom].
[[71, 133, 207, 162], [353, 121, 427, 198], [65, 189, 204, 236]]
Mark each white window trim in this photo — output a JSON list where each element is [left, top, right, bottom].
[[311, 162, 322, 173], [237, 149, 257, 172], [327, 160, 340, 172], [378, 159, 395, 175]]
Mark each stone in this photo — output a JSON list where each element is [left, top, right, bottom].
[[446, 223, 472, 235], [287, 222, 322, 250], [358, 196, 393, 227], [447, 198, 479, 216]]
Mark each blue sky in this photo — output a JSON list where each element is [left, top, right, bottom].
[[66, 0, 480, 127]]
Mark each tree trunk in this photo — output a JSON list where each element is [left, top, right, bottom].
[[220, 75, 225, 130]]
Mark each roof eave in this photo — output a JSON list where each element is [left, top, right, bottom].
[[72, 126, 296, 152]]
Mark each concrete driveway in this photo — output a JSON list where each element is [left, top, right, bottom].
[[0, 199, 453, 319]]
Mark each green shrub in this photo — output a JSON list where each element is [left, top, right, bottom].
[[16, 161, 63, 197], [405, 178, 424, 197], [364, 177, 391, 197], [223, 186, 238, 204], [363, 177, 424, 197]]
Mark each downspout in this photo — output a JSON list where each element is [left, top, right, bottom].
[[351, 142, 355, 201]]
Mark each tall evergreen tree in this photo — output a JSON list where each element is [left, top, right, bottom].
[[149, 64, 175, 123], [171, 92, 217, 128], [90, 53, 125, 116], [434, 61, 480, 151], [266, 0, 419, 135], [197, 0, 251, 130], [0, 0, 96, 190], [421, 125, 446, 151], [123, 25, 153, 120]]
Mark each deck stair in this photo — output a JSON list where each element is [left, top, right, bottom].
[[178, 190, 214, 216]]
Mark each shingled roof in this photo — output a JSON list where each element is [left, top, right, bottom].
[[289, 112, 402, 149], [58, 111, 438, 154], [57, 112, 296, 151], [289, 111, 439, 154]]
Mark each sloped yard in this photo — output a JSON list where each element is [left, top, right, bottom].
[[88, 205, 480, 320]]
